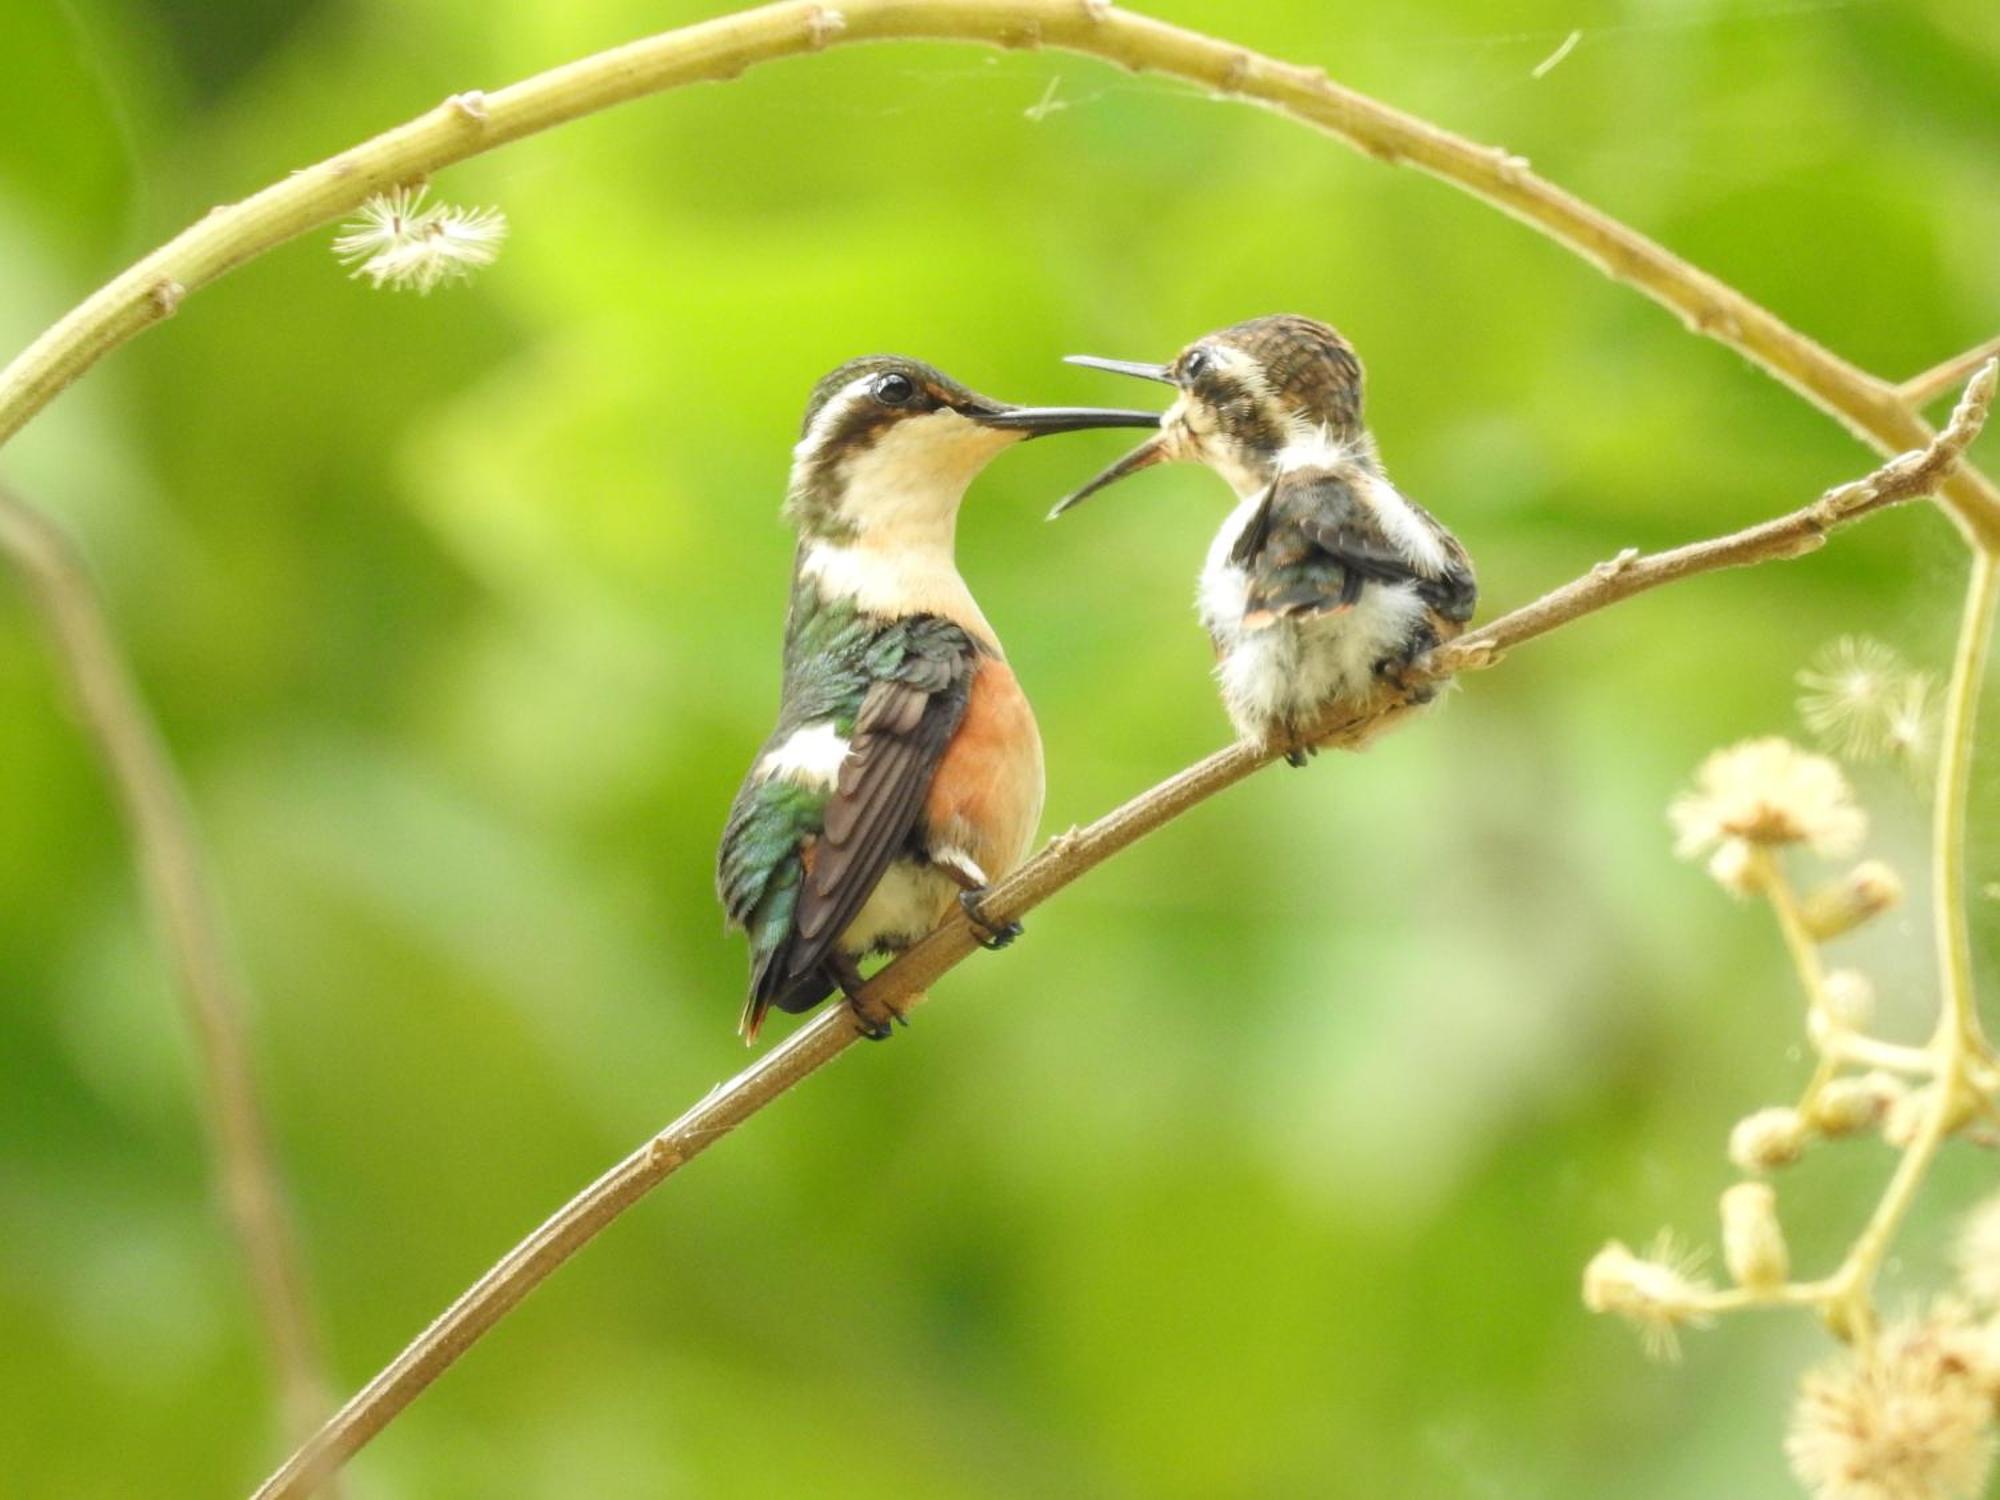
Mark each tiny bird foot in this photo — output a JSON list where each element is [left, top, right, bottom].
[[834, 954, 903, 1040], [1373, 652, 1440, 705], [960, 888, 1024, 950], [846, 991, 904, 1041], [1268, 727, 1317, 767]]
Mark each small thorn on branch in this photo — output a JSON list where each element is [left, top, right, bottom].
[[446, 90, 488, 123], [150, 279, 185, 318], [1080, 0, 1113, 21]]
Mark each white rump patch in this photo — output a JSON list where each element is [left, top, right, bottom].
[[1363, 474, 1450, 575], [756, 720, 850, 789]]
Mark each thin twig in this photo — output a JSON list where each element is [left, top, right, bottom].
[[1431, 359, 1998, 671], [0, 0, 1995, 545], [0, 490, 337, 1459], [1902, 335, 2000, 409], [248, 364, 1996, 1500]]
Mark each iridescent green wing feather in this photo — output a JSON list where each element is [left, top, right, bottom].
[[716, 570, 977, 1036]]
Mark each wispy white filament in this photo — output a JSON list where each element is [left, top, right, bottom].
[[332, 186, 507, 294]]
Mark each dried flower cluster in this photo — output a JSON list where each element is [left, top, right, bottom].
[[1586, 633, 2000, 1497], [1788, 1305, 2000, 1500], [332, 186, 507, 294], [1669, 737, 1866, 893]]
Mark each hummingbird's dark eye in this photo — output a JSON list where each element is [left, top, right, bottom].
[[1181, 349, 1212, 382], [873, 372, 917, 407]]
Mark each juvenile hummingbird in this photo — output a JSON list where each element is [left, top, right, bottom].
[[1056, 315, 1477, 762], [717, 356, 1157, 1042]]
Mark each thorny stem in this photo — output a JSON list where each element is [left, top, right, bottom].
[[247, 372, 1996, 1500], [0, 490, 337, 1458]]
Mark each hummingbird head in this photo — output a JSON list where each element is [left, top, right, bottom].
[[1053, 315, 1368, 515], [785, 355, 1158, 543]]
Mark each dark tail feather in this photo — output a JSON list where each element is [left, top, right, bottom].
[[1243, 564, 1359, 628], [739, 958, 838, 1045]]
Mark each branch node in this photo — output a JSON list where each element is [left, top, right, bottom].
[[1488, 145, 1531, 184], [1452, 639, 1503, 672], [446, 90, 489, 123], [645, 1138, 684, 1172], [804, 5, 846, 50], [1215, 50, 1253, 95], [1079, 0, 1113, 21], [1683, 305, 1744, 340], [150, 279, 186, 318], [1592, 546, 1641, 580]]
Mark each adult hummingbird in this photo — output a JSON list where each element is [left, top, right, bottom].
[[717, 355, 1157, 1042], [1056, 315, 1476, 762]]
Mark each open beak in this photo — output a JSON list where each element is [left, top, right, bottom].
[[1047, 434, 1170, 518], [1048, 351, 1181, 517], [968, 404, 1161, 437]]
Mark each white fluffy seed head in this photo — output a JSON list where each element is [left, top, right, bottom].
[[1788, 1316, 1997, 1500], [1670, 738, 1866, 866], [332, 186, 508, 294], [1582, 1234, 1714, 1362]]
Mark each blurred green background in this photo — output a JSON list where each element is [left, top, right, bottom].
[[3, 0, 1997, 1494]]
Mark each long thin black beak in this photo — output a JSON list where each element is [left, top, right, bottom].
[[971, 404, 1161, 437], [1048, 433, 1171, 518], [1064, 354, 1176, 385]]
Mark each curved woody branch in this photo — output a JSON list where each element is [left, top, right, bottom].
[[0, 489, 336, 1457], [0, 4, 1990, 1494], [251, 362, 1995, 1500], [0, 0, 1995, 547]]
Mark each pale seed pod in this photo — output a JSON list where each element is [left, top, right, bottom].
[[1809, 1071, 1901, 1137], [1721, 1181, 1790, 1289], [1822, 969, 1877, 1030], [1730, 1105, 1810, 1173], [1802, 860, 1904, 940]]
